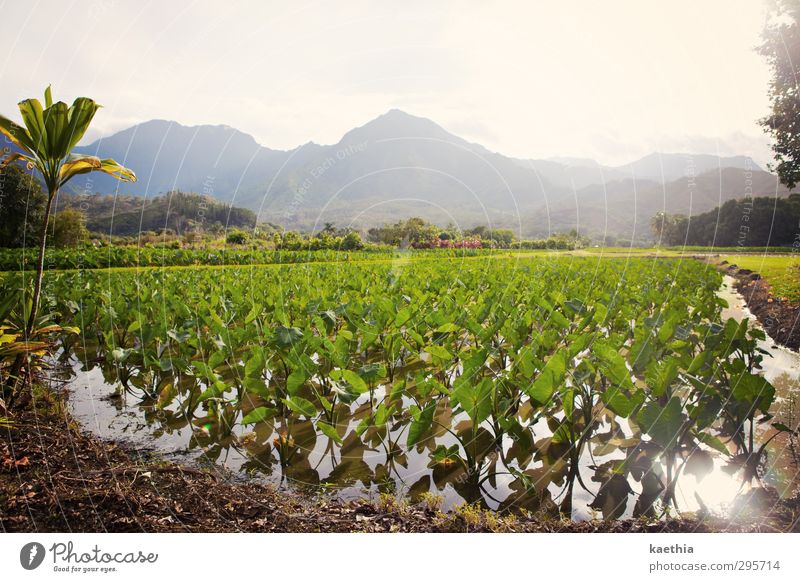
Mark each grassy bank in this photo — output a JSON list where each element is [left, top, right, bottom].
[[719, 255, 800, 301]]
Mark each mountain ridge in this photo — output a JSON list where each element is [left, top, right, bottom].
[[59, 111, 778, 240]]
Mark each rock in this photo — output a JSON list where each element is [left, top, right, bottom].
[[750, 273, 761, 280], [738, 268, 753, 275], [720, 260, 729, 265]]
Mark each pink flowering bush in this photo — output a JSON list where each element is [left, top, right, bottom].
[[411, 237, 483, 249]]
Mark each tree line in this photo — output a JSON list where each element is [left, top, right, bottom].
[[0, 164, 258, 247], [651, 194, 800, 247]]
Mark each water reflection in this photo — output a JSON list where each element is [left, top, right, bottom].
[[719, 276, 800, 502]]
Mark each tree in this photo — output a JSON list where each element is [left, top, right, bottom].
[[0, 164, 47, 247], [50, 208, 88, 248], [367, 217, 438, 246], [226, 228, 250, 245], [0, 86, 136, 387], [650, 212, 688, 246], [341, 230, 364, 250], [759, 0, 800, 188], [658, 195, 800, 247]]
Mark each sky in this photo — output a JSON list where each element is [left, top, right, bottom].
[[0, 0, 775, 167]]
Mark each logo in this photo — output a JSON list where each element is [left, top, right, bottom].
[[20, 542, 46, 570]]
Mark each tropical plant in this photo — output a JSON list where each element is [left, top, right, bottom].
[[0, 86, 135, 394]]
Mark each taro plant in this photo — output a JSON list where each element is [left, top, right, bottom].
[[0, 281, 78, 408]]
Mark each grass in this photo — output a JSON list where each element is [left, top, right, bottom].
[[720, 254, 800, 300]]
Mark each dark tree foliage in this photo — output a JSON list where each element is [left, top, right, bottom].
[[0, 164, 47, 247], [465, 226, 516, 246], [653, 194, 800, 246], [55, 190, 257, 236], [49, 208, 89, 248], [650, 212, 689, 246], [760, 0, 800, 188], [367, 217, 440, 246]]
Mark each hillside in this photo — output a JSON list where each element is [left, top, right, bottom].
[[656, 193, 800, 247], [531, 167, 788, 241], [55, 191, 257, 236]]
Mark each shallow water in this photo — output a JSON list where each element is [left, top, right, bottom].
[[717, 276, 800, 498], [62, 276, 800, 518]]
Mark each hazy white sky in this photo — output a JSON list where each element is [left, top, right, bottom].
[[0, 0, 775, 166]]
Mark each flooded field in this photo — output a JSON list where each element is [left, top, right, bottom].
[[24, 257, 789, 520]]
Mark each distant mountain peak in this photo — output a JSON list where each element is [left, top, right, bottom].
[[338, 109, 460, 144]]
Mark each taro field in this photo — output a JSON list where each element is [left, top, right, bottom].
[[4, 254, 789, 519]]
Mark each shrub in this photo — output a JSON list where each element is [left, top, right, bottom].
[[226, 229, 250, 245]]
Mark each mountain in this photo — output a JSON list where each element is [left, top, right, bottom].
[[532, 167, 788, 241], [239, 109, 553, 229], [611, 152, 760, 182], [71, 119, 284, 198], [62, 110, 781, 239], [515, 158, 627, 190]]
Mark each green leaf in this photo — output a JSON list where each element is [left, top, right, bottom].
[[244, 350, 265, 378], [43, 100, 69, 159], [358, 362, 386, 383], [435, 322, 460, 333], [244, 303, 261, 325], [63, 97, 101, 154], [645, 358, 679, 397], [167, 328, 190, 343], [732, 372, 775, 414], [687, 351, 707, 374], [637, 397, 685, 447], [273, 326, 303, 348], [0, 112, 36, 152], [242, 407, 278, 425], [548, 310, 570, 329], [330, 369, 368, 394], [243, 377, 270, 398], [429, 444, 462, 466], [451, 377, 492, 425], [198, 380, 227, 403], [282, 396, 317, 418], [407, 402, 436, 447], [425, 344, 452, 361], [594, 342, 633, 389], [601, 388, 642, 418], [317, 421, 343, 445], [286, 368, 307, 395], [527, 350, 567, 404], [355, 416, 372, 436], [17, 98, 46, 155], [696, 431, 729, 455]]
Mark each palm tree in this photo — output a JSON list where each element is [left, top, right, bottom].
[[0, 86, 136, 368]]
